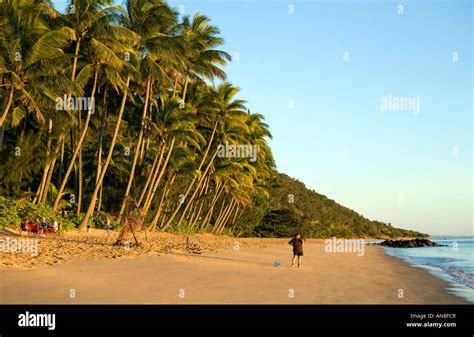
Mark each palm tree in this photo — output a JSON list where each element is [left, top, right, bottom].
[[0, 0, 77, 127], [178, 12, 231, 103], [52, 0, 133, 211], [143, 98, 203, 228], [0, 0, 81, 206], [116, 0, 183, 222], [78, 70, 135, 230], [53, 0, 124, 212], [161, 82, 248, 231], [1, 1, 277, 239]]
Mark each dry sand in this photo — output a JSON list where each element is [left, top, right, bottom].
[[0, 228, 467, 304]]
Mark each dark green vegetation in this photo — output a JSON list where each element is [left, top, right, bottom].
[[247, 174, 427, 238], [0, 0, 274, 236], [0, 0, 424, 239]]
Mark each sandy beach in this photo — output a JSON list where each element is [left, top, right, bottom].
[[0, 229, 467, 304]]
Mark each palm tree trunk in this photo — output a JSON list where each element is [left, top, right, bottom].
[[79, 76, 131, 230], [172, 72, 179, 98], [231, 207, 245, 233], [141, 137, 175, 219], [71, 38, 81, 81], [96, 86, 108, 212], [190, 201, 204, 230], [214, 199, 232, 233], [69, 129, 78, 205], [158, 173, 177, 229], [0, 86, 14, 127], [231, 203, 240, 225], [34, 119, 53, 204], [182, 174, 208, 229], [41, 134, 65, 203], [53, 68, 99, 211], [141, 142, 167, 212], [144, 137, 150, 164], [148, 173, 174, 230], [57, 137, 65, 189], [161, 123, 218, 231], [217, 199, 237, 234], [34, 163, 50, 204], [187, 203, 198, 228], [137, 143, 162, 207], [189, 178, 209, 228], [117, 77, 151, 222], [77, 110, 83, 215], [96, 85, 108, 185], [182, 75, 189, 103], [0, 123, 4, 152], [176, 148, 218, 228], [186, 201, 196, 221], [65, 38, 82, 211], [97, 184, 103, 212], [139, 130, 146, 163], [211, 199, 227, 233], [202, 182, 224, 230], [217, 198, 236, 234], [41, 158, 57, 203], [163, 148, 218, 231]]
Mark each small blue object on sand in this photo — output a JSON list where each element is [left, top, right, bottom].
[[274, 261, 281, 267]]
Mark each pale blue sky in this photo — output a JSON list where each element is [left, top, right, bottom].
[[53, 0, 472, 235]]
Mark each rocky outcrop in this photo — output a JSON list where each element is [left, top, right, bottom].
[[377, 238, 447, 248]]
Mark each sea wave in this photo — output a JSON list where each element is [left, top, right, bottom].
[[383, 241, 474, 303], [443, 267, 474, 289]]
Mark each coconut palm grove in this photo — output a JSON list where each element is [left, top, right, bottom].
[[0, 0, 424, 238]]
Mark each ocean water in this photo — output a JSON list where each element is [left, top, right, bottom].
[[382, 239, 474, 303]]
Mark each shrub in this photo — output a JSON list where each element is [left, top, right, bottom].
[[0, 197, 75, 230], [91, 211, 119, 229], [0, 197, 21, 229]]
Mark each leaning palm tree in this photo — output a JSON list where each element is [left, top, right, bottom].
[[116, 0, 184, 222], [52, 0, 133, 211], [78, 3, 143, 230], [143, 98, 204, 228], [178, 12, 231, 103], [78, 59, 137, 230], [161, 82, 248, 231], [51, 0, 124, 212], [0, 0, 77, 127], [0, 0, 80, 204]]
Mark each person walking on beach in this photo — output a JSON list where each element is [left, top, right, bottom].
[[289, 233, 304, 268]]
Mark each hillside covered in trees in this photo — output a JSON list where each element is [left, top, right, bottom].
[[243, 173, 427, 239]]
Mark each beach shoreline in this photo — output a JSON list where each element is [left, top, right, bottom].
[[0, 229, 467, 304]]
